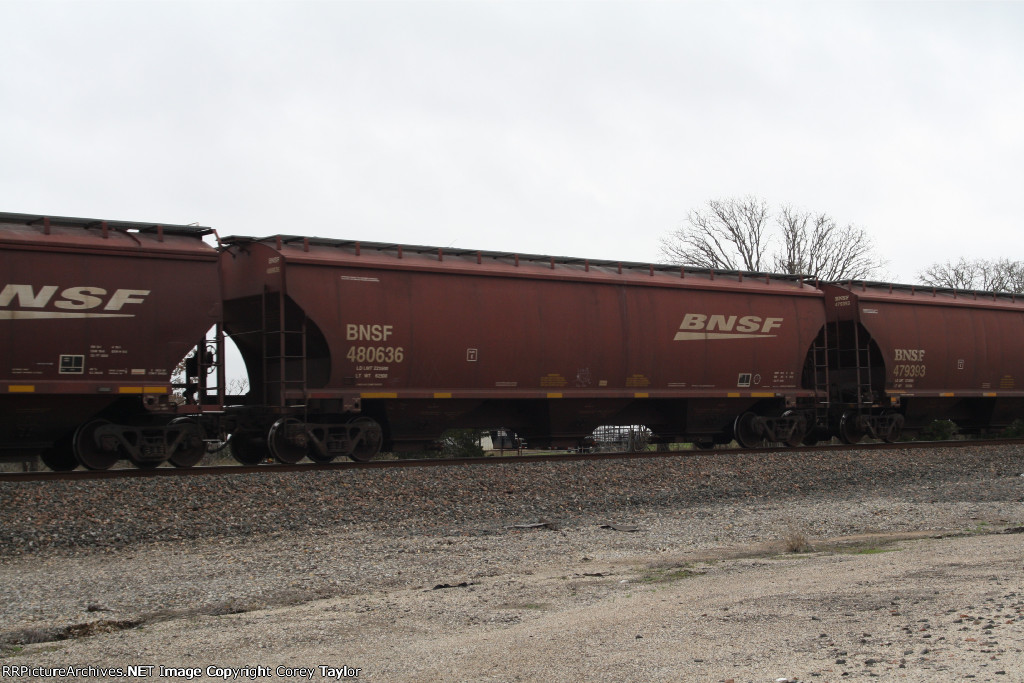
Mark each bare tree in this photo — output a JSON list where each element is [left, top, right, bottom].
[[660, 197, 883, 280], [659, 196, 770, 271], [1001, 261, 1024, 293], [773, 206, 882, 280], [919, 258, 1024, 293]]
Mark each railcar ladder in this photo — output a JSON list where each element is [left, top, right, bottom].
[[261, 290, 307, 408], [852, 323, 873, 410], [811, 330, 830, 428], [196, 324, 226, 405], [175, 324, 225, 406]]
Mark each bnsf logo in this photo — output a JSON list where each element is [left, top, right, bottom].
[[346, 323, 394, 341], [0, 284, 150, 319], [894, 349, 926, 361], [674, 313, 783, 341]]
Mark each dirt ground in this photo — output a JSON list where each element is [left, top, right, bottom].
[[4, 526, 1023, 682]]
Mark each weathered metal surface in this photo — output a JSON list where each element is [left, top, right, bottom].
[[222, 237, 826, 445], [0, 213, 221, 454], [823, 282, 1024, 398]]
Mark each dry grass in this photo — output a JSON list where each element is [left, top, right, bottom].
[[781, 521, 813, 553]]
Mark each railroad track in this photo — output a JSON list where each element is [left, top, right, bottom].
[[2, 437, 1022, 483]]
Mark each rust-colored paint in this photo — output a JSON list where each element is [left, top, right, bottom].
[[221, 237, 825, 414], [0, 213, 221, 453], [823, 282, 1024, 398]]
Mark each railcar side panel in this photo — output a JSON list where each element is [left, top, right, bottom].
[[222, 238, 826, 447], [824, 283, 1024, 432], [825, 285, 1024, 396], [0, 214, 221, 456]]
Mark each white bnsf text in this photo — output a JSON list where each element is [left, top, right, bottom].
[[0, 284, 149, 311]]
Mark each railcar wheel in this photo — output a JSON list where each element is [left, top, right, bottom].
[[302, 425, 337, 463], [882, 412, 905, 443], [130, 458, 161, 470], [781, 410, 807, 448], [74, 419, 121, 470], [733, 412, 764, 449], [41, 435, 77, 472], [838, 411, 863, 444], [231, 430, 271, 465], [307, 445, 335, 464], [268, 418, 309, 464], [348, 417, 383, 462], [169, 419, 206, 468]]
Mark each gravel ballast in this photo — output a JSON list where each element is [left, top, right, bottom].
[[1, 443, 1023, 681], [3, 445, 1022, 554]]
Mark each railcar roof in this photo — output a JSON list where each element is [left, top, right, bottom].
[[222, 234, 815, 284], [0, 211, 214, 237], [827, 279, 1022, 304]]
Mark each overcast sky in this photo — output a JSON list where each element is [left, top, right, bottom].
[[2, 0, 1021, 283]]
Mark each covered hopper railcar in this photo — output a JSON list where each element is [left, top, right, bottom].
[[0, 212, 224, 470], [820, 282, 1024, 442], [5, 211, 1024, 470], [219, 236, 828, 462]]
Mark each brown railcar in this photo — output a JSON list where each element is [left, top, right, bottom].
[[0, 212, 222, 469], [8, 213, 1023, 471], [821, 282, 1024, 441], [220, 236, 826, 461]]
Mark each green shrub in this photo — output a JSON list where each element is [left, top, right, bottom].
[[918, 419, 958, 441], [1001, 419, 1024, 438], [440, 429, 485, 458]]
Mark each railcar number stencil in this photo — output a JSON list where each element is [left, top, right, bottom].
[[346, 346, 404, 363], [345, 323, 403, 364], [892, 349, 927, 387]]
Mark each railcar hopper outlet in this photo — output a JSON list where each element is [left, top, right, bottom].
[[1, 211, 1023, 470]]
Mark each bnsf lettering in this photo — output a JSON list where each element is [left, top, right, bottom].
[[0, 285, 150, 310], [346, 324, 394, 342], [894, 349, 926, 362], [55, 287, 105, 310], [678, 313, 783, 334]]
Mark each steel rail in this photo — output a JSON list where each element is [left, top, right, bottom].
[[2, 437, 1022, 483]]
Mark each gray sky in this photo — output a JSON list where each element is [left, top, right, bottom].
[[3, 0, 1021, 282]]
